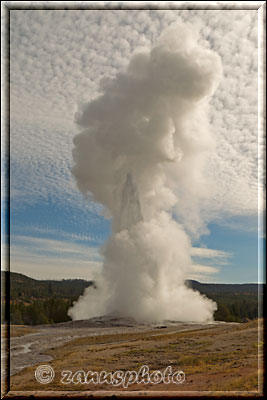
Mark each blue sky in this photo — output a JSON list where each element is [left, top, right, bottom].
[[2, 6, 265, 283], [9, 197, 264, 283]]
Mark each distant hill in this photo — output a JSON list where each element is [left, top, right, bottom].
[[1, 271, 261, 300], [2, 271, 261, 298], [2, 271, 93, 300], [186, 280, 260, 294]]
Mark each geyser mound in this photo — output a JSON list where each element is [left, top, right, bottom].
[[68, 23, 222, 323]]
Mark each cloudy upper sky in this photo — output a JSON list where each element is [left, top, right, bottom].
[[3, 3, 265, 283]]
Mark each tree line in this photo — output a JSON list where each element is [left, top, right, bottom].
[[212, 294, 258, 322], [8, 293, 259, 325], [2, 272, 260, 325], [10, 298, 75, 325]]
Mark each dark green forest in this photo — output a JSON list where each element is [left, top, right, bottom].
[[1, 272, 262, 325], [2, 272, 93, 325], [10, 298, 74, 325]]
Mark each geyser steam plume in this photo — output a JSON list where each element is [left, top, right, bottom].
[[68, 24, 222, 323]]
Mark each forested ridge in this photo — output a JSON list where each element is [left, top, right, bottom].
[[1, 272, 261, 325]]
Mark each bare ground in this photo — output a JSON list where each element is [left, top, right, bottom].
[[2, 318, 264, 397]]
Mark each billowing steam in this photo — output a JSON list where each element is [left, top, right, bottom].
[[68, 23, 222, 323]]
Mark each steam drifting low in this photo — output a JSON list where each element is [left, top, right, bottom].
[[68, 24, 222, 323]]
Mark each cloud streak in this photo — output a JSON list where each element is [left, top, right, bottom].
[[10, 235, 102, 280]]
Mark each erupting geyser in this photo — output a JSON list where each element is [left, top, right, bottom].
[[68, 23, 223, 323]]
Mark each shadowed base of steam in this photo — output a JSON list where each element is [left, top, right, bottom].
[[53, 314, 222, 329]]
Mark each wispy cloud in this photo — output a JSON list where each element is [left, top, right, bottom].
[[186, 263, 219, 283], [21, 225, 105, 244], [188, 246, 232, 282], [191, 246, 232, 266], [10, 235, 103, 280]]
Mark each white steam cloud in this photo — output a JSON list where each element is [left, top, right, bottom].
[[68, 23, 223, 323]]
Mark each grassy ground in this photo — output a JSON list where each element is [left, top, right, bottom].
[[9, 319, 263, 395], [2, 325, 39, 339], [10, 325, 40, 338]]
